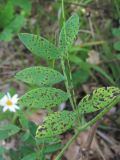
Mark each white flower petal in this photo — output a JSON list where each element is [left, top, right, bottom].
[[0, 95, 8, 106], [7, 92, 11, 99], [12, 94, 18, 104], [9, 107, 16, 112], [0, 93, 20, 112], [13, 105, 19, 110], [3, 106, 8, 112]]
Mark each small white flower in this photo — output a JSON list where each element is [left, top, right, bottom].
[[0, 93, 19, 112]]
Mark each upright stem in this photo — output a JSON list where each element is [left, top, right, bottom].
[[55, 97, 120, 160], [61, 58, 75, 110], [61, 0, 77, 108]]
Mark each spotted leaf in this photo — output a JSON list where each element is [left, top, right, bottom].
[[19, 33, 61, 60], [59, 14, 80, 53], [15, 66, 64, 86], [36, 111, 76, 138], [78, 87, 120, 113], [19, 87, 68, 109]]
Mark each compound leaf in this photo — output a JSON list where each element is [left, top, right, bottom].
[[19, 33, 61, 60], [78, 87, 120, 114], [19, 87, 68, 109], [36, 111, 76, 138], [15, 66, 64, 86], [59, 14, 80, 53]]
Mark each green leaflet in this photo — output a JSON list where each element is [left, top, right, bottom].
[[0, 15, 25, 41], [19, 87, 68, 109], [43, 143, 62, 154], [19, 33, 61, 60], [36, 111, 76, 138], [11, 0, 32, 14], [0, 1, 14, 29], [59, 14, 80, 53], [78, 87, 120, 114], [15, 66, 64, 86], [0, 124, 20, 140]]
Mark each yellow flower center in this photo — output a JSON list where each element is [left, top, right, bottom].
[[6, 100, 13, 106]]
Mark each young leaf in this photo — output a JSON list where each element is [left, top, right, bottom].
[[0, 15, 25, 41], [0, 124, 20, 140], [18, 111, 29, 129], [20, 132, 30, 142], [0, 1, 14, 29], [15, 66, 64, 86], [18, 33, 61, 60], [78, 87, 120, 114], [19, 87, 68, 109], [36, 111, 76, 138], [59, 14, 80, 53]]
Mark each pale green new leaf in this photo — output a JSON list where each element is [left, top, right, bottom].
[[78, 87, 120, 113], [19, 87, 68, 109], [19, 33, 61, 60], [36, 111, 76, 138], [15, 66, 64, 86], [59, 14, 80, 53]]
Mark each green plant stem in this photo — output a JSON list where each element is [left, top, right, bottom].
[[61, 58, 75, 110], [55, 97, 120, 160], [61, 0, 77, 108], [67, 58, 77, 107]]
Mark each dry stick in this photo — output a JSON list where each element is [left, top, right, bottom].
[[83, 120, 101, 160]]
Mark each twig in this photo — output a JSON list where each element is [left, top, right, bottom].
[[84, 120, 101, 160]]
